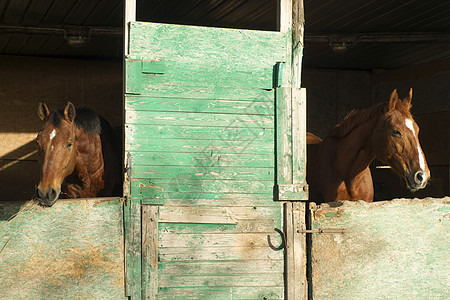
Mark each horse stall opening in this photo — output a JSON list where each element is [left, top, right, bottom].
[[302, 2, 450, 200], [0, 1, 124, 297], [301, 1, 450, 299]]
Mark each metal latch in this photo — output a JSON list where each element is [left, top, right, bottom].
[[299, 228, 345, 234]]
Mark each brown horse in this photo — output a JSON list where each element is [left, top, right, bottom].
[[35, 102, 121, 206], [307, 89, 430, 203]]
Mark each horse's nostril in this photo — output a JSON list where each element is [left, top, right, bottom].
[[35, 188, 44, 200], [47, 188, 57, 200], [414, 171, 424, 184]]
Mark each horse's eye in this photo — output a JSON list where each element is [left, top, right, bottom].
[[392, 130, 402, 137], [67, 142, 73, 148]]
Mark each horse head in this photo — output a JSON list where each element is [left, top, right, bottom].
[[35, 102, 78, 206], [372, 89, 430, 192]]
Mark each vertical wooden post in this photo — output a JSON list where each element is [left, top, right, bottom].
[[142, 206, 159, 300], [279, 0, 308, 299], [124, 0, 136, 57], [124, 1, 141, 299]]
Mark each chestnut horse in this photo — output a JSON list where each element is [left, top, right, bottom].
[[307, 89, 430, 203], [35, 102, 121, 206]]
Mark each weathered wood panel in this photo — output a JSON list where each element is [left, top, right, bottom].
[[0, 199, 124, 299], [125, 20, 288, 299], [311, 197, 450, 299]]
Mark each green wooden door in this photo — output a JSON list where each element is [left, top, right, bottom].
[[310, 198, 450, 299], [124, 22, 290, 299]]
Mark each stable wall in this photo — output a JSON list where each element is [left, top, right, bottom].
[[303, 59, 450, 199], [0, 55, 122, 201]]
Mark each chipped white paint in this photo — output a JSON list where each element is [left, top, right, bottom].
[[51, 145, 54, 152], [49, 129, 56, 141]]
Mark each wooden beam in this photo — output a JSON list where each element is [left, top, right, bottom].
[[279, 1, 308, 300]]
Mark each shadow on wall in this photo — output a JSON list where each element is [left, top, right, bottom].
[[0, 141, 39, 201]]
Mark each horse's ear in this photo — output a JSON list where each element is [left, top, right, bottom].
[[388, 89, 399, 112], [38, 102, 50, 120], [64, 102, 76, 123], [402, 88, 413, 110]]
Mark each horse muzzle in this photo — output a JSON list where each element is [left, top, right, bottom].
[[405, 170, 429, 192], [35, 187, 61, 207]]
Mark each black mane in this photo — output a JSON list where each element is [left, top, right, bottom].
[[48, 107, 108, 135]]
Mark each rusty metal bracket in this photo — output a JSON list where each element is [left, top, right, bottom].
[[299, 228, 345, 234]]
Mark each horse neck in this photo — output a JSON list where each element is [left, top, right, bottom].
[[330, 114, 379, 179]]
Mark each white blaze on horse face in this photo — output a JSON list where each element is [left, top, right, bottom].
[[49, 129, 57, 152], [49, 129, 56, 141], [405, 118, 426, 172]]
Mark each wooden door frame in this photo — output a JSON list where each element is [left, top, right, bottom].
[[278, 1, 308, 299]]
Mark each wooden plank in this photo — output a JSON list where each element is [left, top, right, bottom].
[[159, 246, 284, 262], [160, 206, 280, 224], [131, 179, 273, 195], [140, 191, 275, 205], [129, 22, 288, 89], [159, 233, 283, 249], [136, 63, 275, 90], [128, 152, 274, 168], [160, 206, 281, 222], [292, 88, 307, 186], [291, 0, 304, 89], [158, 286, 284, 300], [285, 202, 307, 299], [159, 206, 238, 224], [0, 199, 124, 299], [142, 206, 159, 300], [131, 165, 274, 181], [124, 197, 142, 299], [311, 198, 450, 299], [276, 86, 293, 188], [126, 124, 274, 142], [159, 219, 279, 234], [159, 260, 284, 275], [140, 192, 275, 206], [125, 96, 275, 113], [124, 0, 136, 56], [125, 110, 274, 128], [159, 273, 284, 288], [136, 84, 275, 101], [126, 138, 274, 155], [280, 2, 307, 300], [162, 195, 277, 208]]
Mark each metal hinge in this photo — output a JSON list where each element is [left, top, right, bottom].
[[125, 152, 132, 179]]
